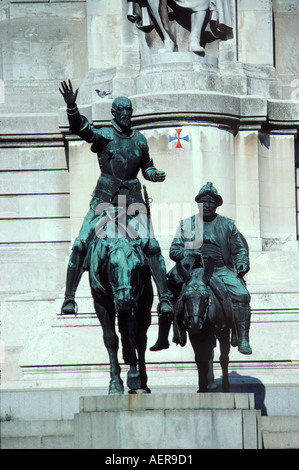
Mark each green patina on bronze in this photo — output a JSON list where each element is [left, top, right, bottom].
[[58, 81, 174, 393]]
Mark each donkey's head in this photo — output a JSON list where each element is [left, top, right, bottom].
[[179, 262, 214, 335]]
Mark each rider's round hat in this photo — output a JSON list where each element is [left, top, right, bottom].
[[195, 181, 223, 207]]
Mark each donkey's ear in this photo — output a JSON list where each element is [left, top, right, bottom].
[[203, 257, 214, 285]]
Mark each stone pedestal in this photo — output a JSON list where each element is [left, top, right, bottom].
[[74, 393, 262, 449], [136, 52, 219, 95]]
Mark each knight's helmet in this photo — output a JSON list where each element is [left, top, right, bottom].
[[195, 182, 223, 207]]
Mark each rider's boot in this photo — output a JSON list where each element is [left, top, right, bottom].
[[147, 251, 174, 317], [147, 251, 174, 351], [150, 313, 171, 351], [233, 302, 252, 355], [61, 244, 85, 315]]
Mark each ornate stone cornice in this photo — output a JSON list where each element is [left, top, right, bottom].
[[58, 92, 299, 136]]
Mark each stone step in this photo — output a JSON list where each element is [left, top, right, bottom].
[[262, 416, 299, 449], [0, 419, 75, 449], [2, 414, 299, 449]]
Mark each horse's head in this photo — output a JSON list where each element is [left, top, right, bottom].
[[179, 262, 214, 335], [106, 239, 142, 312]]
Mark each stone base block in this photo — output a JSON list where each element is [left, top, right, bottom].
[[262, 416, 299, 449], [74, 393, 262, 449], [1, 419, 75, 450], [136, 52, 219, 95]]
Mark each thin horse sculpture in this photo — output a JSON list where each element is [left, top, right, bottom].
[[87, 236, 153, 395], [173, 260, 232, 392]]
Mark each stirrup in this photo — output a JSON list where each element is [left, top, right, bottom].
[[61, 297, 78, 316], [238, 339, 252, 355], [157, 297, 173, 317], [150, 339, 169, 352]]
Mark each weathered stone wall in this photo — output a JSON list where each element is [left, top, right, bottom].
[[0, 0, 88, 112], [0, 0, 88, 382], [273, 0, 299, 100]]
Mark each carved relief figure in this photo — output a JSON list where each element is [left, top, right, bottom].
[[127, 0, 233, 53]]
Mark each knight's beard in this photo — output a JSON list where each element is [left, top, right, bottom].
[[120, 118, 131, 126]]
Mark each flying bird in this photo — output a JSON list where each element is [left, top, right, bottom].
[[95, 89, 112, 98]]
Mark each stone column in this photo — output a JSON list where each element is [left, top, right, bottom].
[[79, 0, 123, 104], [86, 0, 122, 70], [258, 98, 299, 250], [219, 0, 247, 95], [237, 0, 274, 66], [234, 130, 262, 251], [236, 0, 282, 98], [272, 0, 299, 99], [258, 132, 297, 250]]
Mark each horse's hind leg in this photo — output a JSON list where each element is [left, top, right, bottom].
[[207, 350, 217, 391], [117, 311, 143, 392], [219, 330, 231, 393], [107, 345, 124, 395], [118, 310, 138, 365], [94, 301, 124, 395], [127, 365, 142, 393], [134, 278, 153, 393], [135, 326, 151, 393]]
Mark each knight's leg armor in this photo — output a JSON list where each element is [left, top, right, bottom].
[[146, 241, 173, 351], [61, 208, 95, 315], [147, 252, 173, 316], [146, 241, 173, 315], [61, 238, 86, 315]]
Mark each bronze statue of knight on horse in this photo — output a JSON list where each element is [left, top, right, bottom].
[[59, 80, 174, 394]]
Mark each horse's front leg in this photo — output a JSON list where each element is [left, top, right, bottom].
[[207, 350, 217, 391], [135, 325, 151, 394], [135, 282, 153, 393], [189, 335, 212, 393], [117, 310, 143, 392], [94, 300, 124, 395], [107, 345, 124, 395], [127, 365, 142, 393]]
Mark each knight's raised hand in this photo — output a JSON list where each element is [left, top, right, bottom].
[[59, 80, 78, 107]]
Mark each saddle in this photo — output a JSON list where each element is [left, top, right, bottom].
[[208, 275, 232, 330]]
